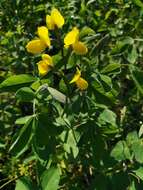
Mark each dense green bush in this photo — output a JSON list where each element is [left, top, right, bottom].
[[1, 0, 143, 189]]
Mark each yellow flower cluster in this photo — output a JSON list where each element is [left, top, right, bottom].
[[26, 8, 88, 90]]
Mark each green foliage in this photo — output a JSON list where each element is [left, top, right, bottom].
[[1, 0, 143, 190], [41, 167, 60, 190], [9, 117, 33, 157], [15, 177, 35, 190]]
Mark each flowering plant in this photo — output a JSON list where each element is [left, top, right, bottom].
[[26, 8, 88, 91], [1, 2, 143, 190]]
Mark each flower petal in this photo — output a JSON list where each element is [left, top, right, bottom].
[[64, 27, 79, 46], [42, 54, 53, 66], [51, 8, 65, 28], [37, 60, 51, 76], [26, 39, 46, 54], [72, 41, 88, 55], [46, 15, 55, 30], [70, 68, 81, 83], [37, 26, 51, 47], [76, 77, 88, 90]]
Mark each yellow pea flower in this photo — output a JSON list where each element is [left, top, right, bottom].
[[46, 8, 64, 30], [26, 39, 47, 54], [64, 27, 79, 46], [46, 15, 55, 30], [26, 26, 50, 54], [37, 26, 51, 47], [70, 68, 88, 90], [64, 27, 88, 55], [37, 54, 53, 76], [72, 41, 88, 55]]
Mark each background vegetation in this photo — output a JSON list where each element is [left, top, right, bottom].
[[1, 0, 143, 189]]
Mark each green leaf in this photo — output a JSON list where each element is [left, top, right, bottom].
[[92, 75, 116, 105], [92, 73, 112, 93], [126, 131, 139, 146], [111, 141, 131, 161], [98, 108, 117, 126], [32, 114, 62, 161], [0, 74, 36, 92], [132, 140, 143, 163], [133, 167, 143, 181], [59, 78, 68, 93], [91, 135, 106, 160], [128, 180, 136, 190], [99, 74, 112, 92], [105, 8, 118, 20], [16, 87, 35, 102], [15, 177, 34, 190], [47, 86, 70, 104], [101, 63, 121, 74], [80, 26, 95, 38], [41, 167, 60, 190], [99, 125, 120, 135], [61, 130, 80, 158], [90, 174, 108, 190], [127, 46, 138, 64], [33, 138, 54, 161], [133, 0, 143, 8], [92, 88, 114, 106], [34, 4, 45, 12], [113, 37, 134, 53], [110, 172, 130, 190], [9, 117, 33, 157], [15, 115, 34, 125], [130, 66, 143, 95]]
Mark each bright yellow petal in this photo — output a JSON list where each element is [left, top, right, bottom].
[[70, 68, 81, 84], [76, 77, 88, 90], [37, 26, 51, 47], [46, 15, 55, 30], [42, 54, 53, 66], [72, 41, 88, 55], [26, 39, 46, 54], [64, 27, 79, 46], [51, 8, 64, 28], [37, 60, 51, 76]]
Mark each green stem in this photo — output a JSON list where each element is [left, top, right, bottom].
[[35, 162, 42, 190], [0, 176, 23, 190], [55, 29, 66, 70]]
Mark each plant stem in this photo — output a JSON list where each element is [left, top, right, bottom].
[[0, 176, 23, 190]]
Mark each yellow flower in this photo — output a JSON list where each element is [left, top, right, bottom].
[[70, 68, 88, 90], [26, 39, 47, 54], [46, 8, 64, 30], [72, 41, 88, 55], [64, 27, 88, 55], [37, 26, 51, 47], [26, 26, 50, 54], [37, 54, 53, 76], [64, 27, 79, 46], [18, 164, 28, 176]]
